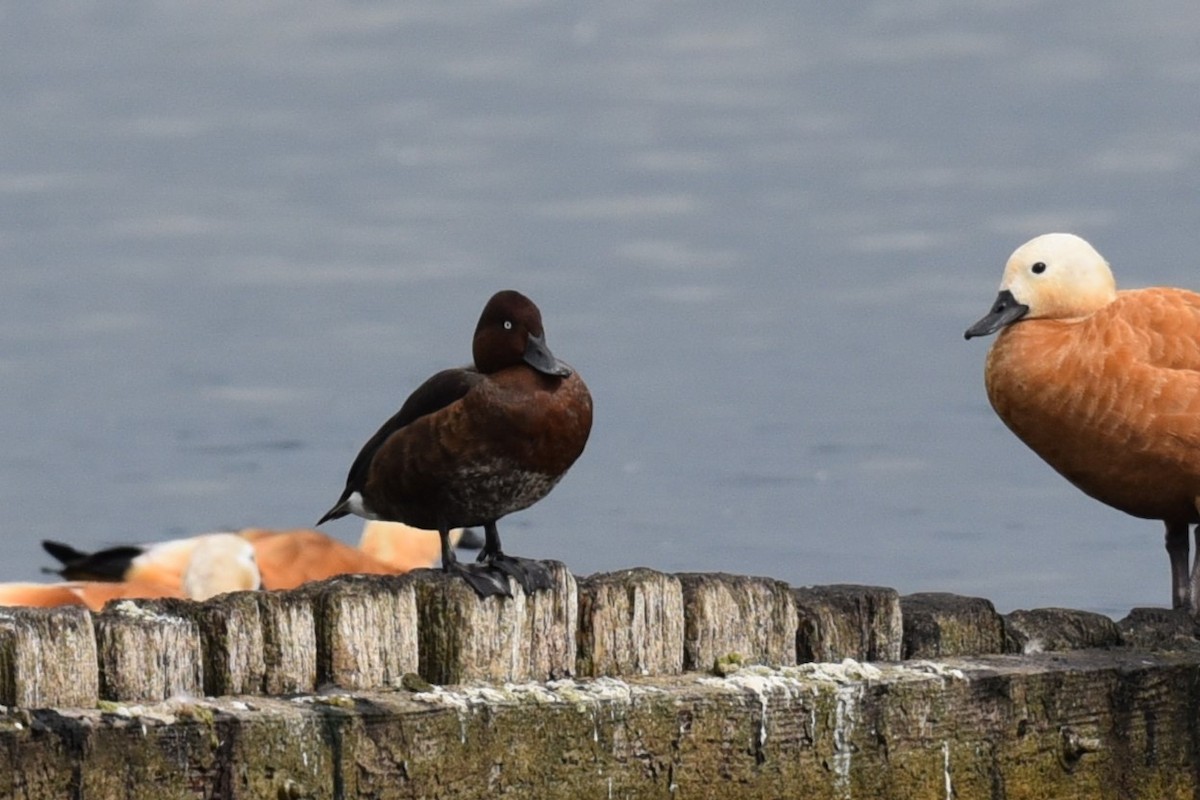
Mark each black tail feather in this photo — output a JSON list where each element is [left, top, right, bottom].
[[40, 540, 145, 582], [314, 503, 348, 527], [316, 498, 351, 526], [41, 540, 89, 566]]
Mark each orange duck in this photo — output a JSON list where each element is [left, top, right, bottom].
[[318, 290, 593, 598], [42, 522, 474, 591], [0, 533, 260, 610], [966, 232, 1200, 612]]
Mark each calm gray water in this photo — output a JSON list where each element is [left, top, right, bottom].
[[3, 1, 1199, 615]]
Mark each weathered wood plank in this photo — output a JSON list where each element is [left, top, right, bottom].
[[308, 574, 418, 690], [0, 606, 98, 708], [196, 591, 266, 697], [412, 561, 577, 684], [192, 589, 318, 697], [576, 568, 684, 677], [678, 572, 798, 671], [1119, 607, 1200, 652], [793, 583, 903, 662], [256, 588, 318, 694], [94, 599, 203, 702], [1006, 606, 1123, 653], [900, 591, 1011, 658], [2, 650, 1198, 799]]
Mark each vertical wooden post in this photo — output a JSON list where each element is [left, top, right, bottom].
[[95, 599, 203, 702], [577, 568, 684, 677], [0, 606, 98, 708], [677, 573, 798, 671], [257, 589, 318, 694], [900, 592, 1011, 658], [197, 592, 267, 697], [310, 574, 418, 690], [793, 584, 903, 663], [412, 561, 577, 685]]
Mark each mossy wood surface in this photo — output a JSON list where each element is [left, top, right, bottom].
[[2, 650, 1199, 799]]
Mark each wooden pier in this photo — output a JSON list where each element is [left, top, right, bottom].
[[0, 564, 1198, 798]]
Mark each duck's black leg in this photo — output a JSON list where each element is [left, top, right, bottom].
[[1166, 520, 1189, 610], [1190, 524, 1200, 616], [440, 524, 511, 598], [475, 520, 554, 594]]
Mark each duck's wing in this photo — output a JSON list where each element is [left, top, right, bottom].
[[78, 580, 185, 610], [318, 368, 483, 524], [1098, 290, 1200, 447], [1111, 288, 1200, 371]]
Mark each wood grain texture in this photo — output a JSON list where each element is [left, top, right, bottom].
[[412, 561, 577, 684], [308, 574, 418, 690], [577, 568, 684, 677], [678, 572, 798, 671], [0, 606, 98, 708], [793, 584, 903, 663], [1006, 607, 1123, 654], [3, 650, 1200, 799], [901, 592, 1012, 659], [95, 599, 203, 702]]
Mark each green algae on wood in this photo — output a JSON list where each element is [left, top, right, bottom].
[[4, 651, 1200, 799]]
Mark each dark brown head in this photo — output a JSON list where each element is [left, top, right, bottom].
[[472, 290, 573, 377]]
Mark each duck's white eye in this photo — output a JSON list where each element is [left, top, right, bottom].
[[503, 320, 513, 330], [1031, 261, 1047, 274]]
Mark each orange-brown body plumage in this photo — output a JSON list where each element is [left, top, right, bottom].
[[984, 288, 1200, 524], [967, 233, 1200, 612], [41, 522, 462, 595]]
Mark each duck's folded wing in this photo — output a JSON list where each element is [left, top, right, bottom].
[[1109, 290, 1200, 450], [344, 368, 483, 489], [1112, 289, 1200, 371]]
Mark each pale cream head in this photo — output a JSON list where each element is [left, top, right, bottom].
[[181, 533, 262, 600], [999, 233, 1117, 320]]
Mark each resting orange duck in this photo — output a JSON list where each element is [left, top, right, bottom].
[[41, 521, 474, 592], [966, 232, 1200, 612], [0, 533, 261, 610]]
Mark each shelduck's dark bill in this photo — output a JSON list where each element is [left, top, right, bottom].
[[964, 290, 1030, 340], [523, 332, 572, 377]]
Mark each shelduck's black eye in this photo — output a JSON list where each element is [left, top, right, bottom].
[[1031, 262, 1046, 274], [503, 320, 513, 330]]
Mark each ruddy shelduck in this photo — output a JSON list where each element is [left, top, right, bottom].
[[42, 522, 473, 592], [966, 232, 1200, 612], [0, 533, 260, 610]]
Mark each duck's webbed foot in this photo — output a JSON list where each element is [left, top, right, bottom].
[[482, 553, 554, 595], [442, 557, 513, 598], [473, 520, 554, 595], [439, 525, 512, 598]]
